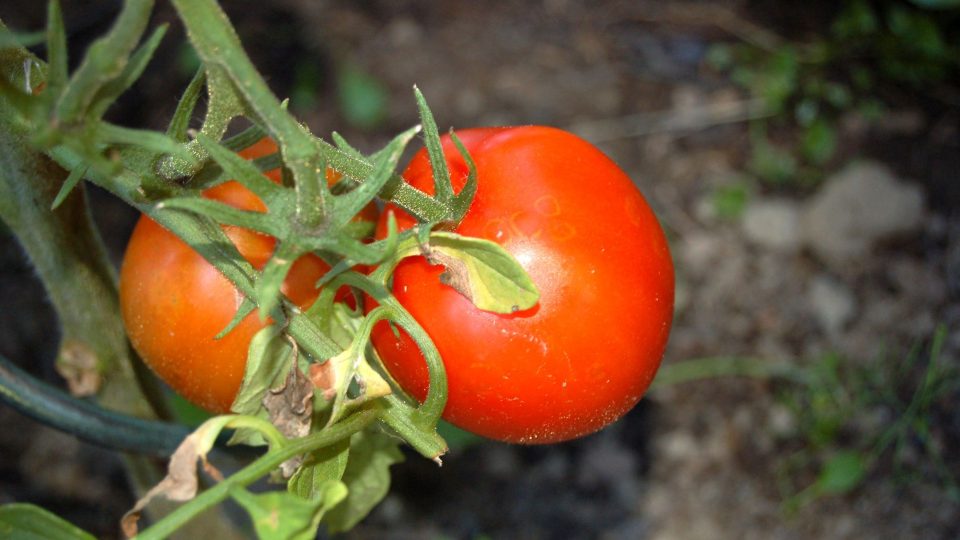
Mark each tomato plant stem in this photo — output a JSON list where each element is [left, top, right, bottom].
[[170, 0, 327, 228], [0, 54, 151, 416]]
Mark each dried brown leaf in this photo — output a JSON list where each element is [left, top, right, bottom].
[[55, 340, 101, 396], [121, 431, 221, 537], [263, 365, 313, 477]]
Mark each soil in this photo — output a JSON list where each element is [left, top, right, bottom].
[[1, 1, 958, 539]]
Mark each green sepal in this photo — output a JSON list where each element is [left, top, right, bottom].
[[96, 122, 196, 165], [157, 66, 249, 179], [328, 125, 419, 230], [317, 215, 401, 290], [50, 165, 86, 210], [447, 128, 478, 222], [166, 68, 206, 143], [414, 85, 453, 203], [196, 132, 285, 203], [304, 233, 395, 267], [188, 150, 283, 192], [215, 297, 256, 340], [330, 131, 363, 159], [156, 196, 283, 237], [223, 123, 271, 153], [255, 241, 303, 320]]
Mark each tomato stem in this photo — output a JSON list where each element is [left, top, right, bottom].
[[170, 0, 329, 228]]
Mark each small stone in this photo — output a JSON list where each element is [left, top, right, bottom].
[[809, 275, 857, 334], [802, 161, 925, 265], [679, 231, 721, 276], [741, 198, 803, 252]]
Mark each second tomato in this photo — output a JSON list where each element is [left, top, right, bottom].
[[371, 126, 674, 444]]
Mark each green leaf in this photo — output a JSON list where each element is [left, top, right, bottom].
[[230, 325, 293, 417], [288, 437, 351, 499], [711, 181, 750, 220], [316, 309, 393, 428], [325, 430, 405, 533], [416, 231, 540, 313], [759, 46, 799, 112], [748, 131, 797, 185], [832, 0, 879, 38], [816, 451, 867, 495], [336, 63, 388, 130], [0, 503, 96, 540], [232, 483, 347, 540], [801, 118, 837, 165]]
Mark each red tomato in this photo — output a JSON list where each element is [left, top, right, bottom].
[[120, 138, 374, 413], [370, 127, 674, 443]]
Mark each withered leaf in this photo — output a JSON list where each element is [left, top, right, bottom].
[[121, 432, 222, 537], [264, 365, 314, 477], [55, 340, 101, 396]]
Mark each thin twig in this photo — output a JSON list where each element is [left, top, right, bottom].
[[567, 98, 772, 144]]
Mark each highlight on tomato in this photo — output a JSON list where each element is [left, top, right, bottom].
[[369, 126, 674, 444]]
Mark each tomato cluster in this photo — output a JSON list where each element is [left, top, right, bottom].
[[121, 128, 673, 444]]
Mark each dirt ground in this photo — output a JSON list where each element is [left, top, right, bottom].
[[1, 1, 958, 539]]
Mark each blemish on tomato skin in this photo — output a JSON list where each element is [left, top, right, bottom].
[[533, 195, 562, 216]]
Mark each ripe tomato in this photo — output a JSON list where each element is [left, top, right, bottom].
[[120, 138, 375, 413], [370, 127, 674, 443]]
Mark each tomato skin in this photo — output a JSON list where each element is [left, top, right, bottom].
[[120, 138, 373, 413], [370, 127, 674, 443]]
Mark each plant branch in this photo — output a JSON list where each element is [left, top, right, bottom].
[[0, 354, 188, 456], [134, 406, 379, 540]]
